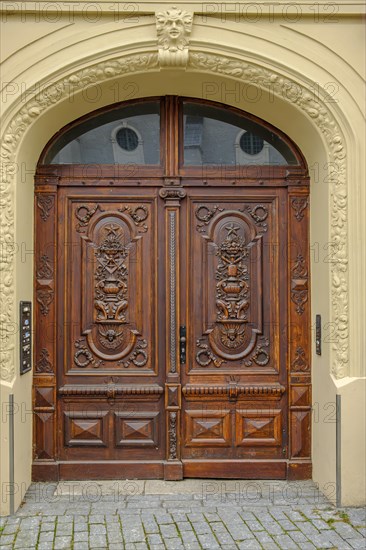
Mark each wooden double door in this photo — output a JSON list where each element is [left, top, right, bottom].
[[33, 100, 311, 481]]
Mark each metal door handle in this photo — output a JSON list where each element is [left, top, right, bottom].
[[180, 326, 186, 364]]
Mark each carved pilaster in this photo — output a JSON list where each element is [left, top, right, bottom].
[[288, 190, 312, 478], [33, 186, 58, 468]]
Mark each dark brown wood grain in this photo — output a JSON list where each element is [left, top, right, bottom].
[[33, 97, 311, 481]]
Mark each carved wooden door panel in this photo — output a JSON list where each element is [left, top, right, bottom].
[[180, 188, 289, 478], [33, 98, 311, 481], [54, 186, 166, 478]]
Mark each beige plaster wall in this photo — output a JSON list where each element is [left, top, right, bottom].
[[0, 3, 365, 514]]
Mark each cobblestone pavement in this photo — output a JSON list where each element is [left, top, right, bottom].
[[0, 480, 365, 549]]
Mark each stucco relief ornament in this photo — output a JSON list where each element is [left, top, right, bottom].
[[0, 50, 349, 381], [156, 6, 193, 68]]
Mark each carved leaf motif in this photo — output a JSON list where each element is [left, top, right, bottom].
[[291, 254, 308, 315], [36, 255, 53, 279], [292, 347, 310, 372], [37, 195, 54, 221], [291, 197, 309, 222], [36, 289, 54, 316], [35, 348, 53, 373], [168, 411, 178, 460]]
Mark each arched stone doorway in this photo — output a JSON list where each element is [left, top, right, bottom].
[[33, 96, 311, 481], [2, 9, 364, 508]]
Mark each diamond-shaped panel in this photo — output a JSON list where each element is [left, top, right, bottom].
[[115, 411, 159, 447]]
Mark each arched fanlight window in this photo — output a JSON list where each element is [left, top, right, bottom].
[[43, 101, 160, 165], [41, 98, 301, 167], [182, 101, 298, 166]]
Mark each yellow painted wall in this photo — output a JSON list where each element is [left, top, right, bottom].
[[1, 2, 365, 514]]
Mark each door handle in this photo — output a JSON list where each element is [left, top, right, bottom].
[[180, 325, 186, 364]]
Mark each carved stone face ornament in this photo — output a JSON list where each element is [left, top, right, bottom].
[[156, 6, 193, 67], [156, 7, 192, 50]]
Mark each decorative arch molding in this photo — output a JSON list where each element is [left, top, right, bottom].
[[0, 48, 348, 383]]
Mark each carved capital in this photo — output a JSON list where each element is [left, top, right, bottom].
[[156, 7, 193, 68], [159, 187, 186, 201]]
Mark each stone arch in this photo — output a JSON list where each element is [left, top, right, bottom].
[[0, 48, 348, 386]]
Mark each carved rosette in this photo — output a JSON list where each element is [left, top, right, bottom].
[[156, 7, 193, 68]]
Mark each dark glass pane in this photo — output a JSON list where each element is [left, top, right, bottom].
[[44, 102, 160, 165], [183, 102, 297, 165]]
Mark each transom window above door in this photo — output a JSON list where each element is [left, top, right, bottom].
[[41, 97, 303, 170]]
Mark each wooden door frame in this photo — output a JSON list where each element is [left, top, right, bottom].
[[33, 96, 311, 481]]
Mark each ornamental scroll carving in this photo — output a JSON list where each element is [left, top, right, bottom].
[[213, 223, 250, 349], [35, 348, 53, 374], [291, 254, 309, 315], [291, 346, 310, 372], [73, 215, 151, 370], [37, 195, 54, 221], [156, 6, 193, 68], [195, 209, 266, 368], [0, 50, 348, 382]]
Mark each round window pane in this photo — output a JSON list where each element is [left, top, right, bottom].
[[240, 132, 264, 155], [116, 127, 139, 151]]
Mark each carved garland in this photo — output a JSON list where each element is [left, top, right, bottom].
[[0, 50, 348, 382]]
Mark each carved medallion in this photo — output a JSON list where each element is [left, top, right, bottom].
[[291, 254, 308, 315]]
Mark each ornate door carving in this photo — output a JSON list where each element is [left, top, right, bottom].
[[33, 97, 310, 482]]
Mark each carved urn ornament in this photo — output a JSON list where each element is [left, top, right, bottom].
[[155, 6, 193, 68]]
